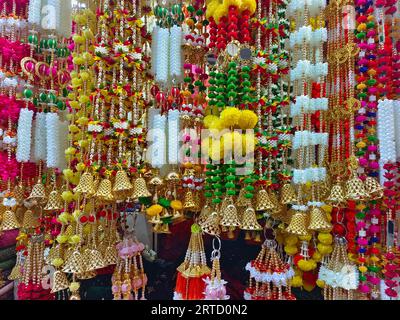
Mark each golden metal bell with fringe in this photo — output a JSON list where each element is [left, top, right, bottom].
[[326, 183, 346, 206], [286, 211, 309, 236], [220, 204, 241, 239], [255, 189, 275, 211], [308, 207, 332, 231], [241, 207, 262, 231], [345, 173, 369, 201], [51, 270, 70, 293], [95, 178, 114, 202], [220, 204, 241, 227], [1, 210, 21, 231], [44, 190, 63, 211], [280, 183, 297, 204], [201, 211, 221, 236], [22, 210, 39, 229], [28, 182, 46, 200], [62, 250, 85, 274], [113, 170, 133, 193], [131, 177, 151, 198], [364, 177, 383, 199], [74, 172, 96, 195], [86, 249, 106, 271]]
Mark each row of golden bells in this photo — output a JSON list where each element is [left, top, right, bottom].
[[0, 208, 40, 231], [74, 171, 153, 201], [327, 174, 383, 206]]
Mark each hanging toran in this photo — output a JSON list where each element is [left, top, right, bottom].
[[0, 0, 399, 301]]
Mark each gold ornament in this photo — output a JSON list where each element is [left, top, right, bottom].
[[198, 205, 211, 225], [220, 204, 241, 238], [201, 211, 221, 236], [326, 183, 346, 206], [86, 249, 106, 271], [104, 245, 118, 265], [280, 183, 297, 204], [113, 170, 133, 193], [1, 210, 21, 231], [183, 190, 196, 211], [22, 210, 39, 229], [8, 264, 22, 280], [74, 172, 96, 195], [364, 177, 383, 199], [51, 270, 70, 293], [13, 184, 25, 204], [236, 188, 251, 207], [220, 204, 241, 227], [286, 211, 309, 236], [345, 173, 369, 200], [241, 207, 262, 231], [308, 207, 332, 231], [131, 177, 151, 198], [44, 190, 63, 211], [95, 178, 114, 202], [62, 250, 85, 274], [255, 189, 275, 211], [28, 182, 46, 200]]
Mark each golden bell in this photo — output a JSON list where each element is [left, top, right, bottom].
[[8, 261, 21, 280], [255, 189, 275, 211], [364, 177, 383, 199], [113, 170, 133, 192], [326, 183, 346, 206], [236, 188, 251, 207], [86, 249, 106, 271], [201, 211, 221, 236], [51, 270, 70, 293], [22, 210, 39, 229], [220, 204, 241, 227], [308, 206, 332, 231], [285, 211, 309, 236], [183, 190, 196, 210], [1, 210, 21, 231], [269, 191, 284, 215], [74, 172, 96, 195], [345, 173, 369, 201], [13, 184, 25, 203], [62, 250, 85, 274], [131, 177, 151, 198], [44, 190, 63, 211], [104, 245, 118, 265], [280, 183, 297, 204], [28, 182, 46, 200], [15, 207, 25, 225], [95, 179, 114, 202], [241, 207, 262, 231], [198, 205, 211, 225]]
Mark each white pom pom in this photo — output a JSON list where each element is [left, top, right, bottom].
[[16, 108, 34, 163], [46, 112, 60, 168]]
